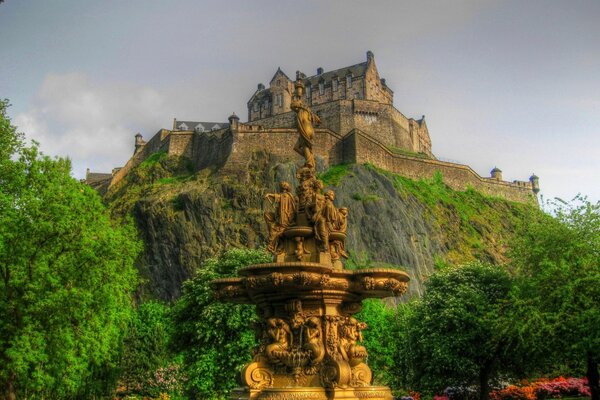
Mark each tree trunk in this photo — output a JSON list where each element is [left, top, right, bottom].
[[4, 373, 16, 400], [588, 353, 599, 400], [479, 364, 492, 400]]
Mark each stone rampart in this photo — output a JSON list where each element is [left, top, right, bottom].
[[223, 126, 343, 173], [109, 129, 171, 189], [343, 129, 536, 203]]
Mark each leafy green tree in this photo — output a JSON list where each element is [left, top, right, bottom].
[[119, 300, 175, 396], [509, 197, 600, 400], [398, 262, 515, 400], [0, 99, 141, 399], [355, 299, 402, 388], [171, 248, 271, 399]]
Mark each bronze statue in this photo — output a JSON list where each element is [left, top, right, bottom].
[[265, 318, 292, 365], [290, 73, 320, 170], [303, 317, 325, 366], [264, 181, 296, 254], [338, 317, 368, 367]]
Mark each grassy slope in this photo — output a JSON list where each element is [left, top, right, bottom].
[[320, 163, 536, 267]]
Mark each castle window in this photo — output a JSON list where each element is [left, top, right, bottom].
[[306, 85, 312, 99], [333, 79, 338, 92], [319, 81, 324, 95], [346, 75, 352, 88], [254, 102, 259, 112], [178, 123, 188, 130], [195, 124, 205, 133]]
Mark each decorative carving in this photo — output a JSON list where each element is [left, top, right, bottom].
[[243, 362, 274, 389], [350, 363, 373, 387], [265, 318, 292, 365], [338, 317, 368, 367], [303, 317, 325, 366]]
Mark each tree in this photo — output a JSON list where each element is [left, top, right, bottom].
[[398, 262, 515, 400], [171, 248, 271, 399], [119, 300, 176, 396], [0, 100, 141, 398], [509, 196, 600, 400]]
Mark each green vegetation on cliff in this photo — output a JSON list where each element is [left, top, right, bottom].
[[103, 152, 538, 299]]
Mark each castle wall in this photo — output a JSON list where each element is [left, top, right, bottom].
[[223, 127, 343, 173], [249, 99, 426, 155], [109, 129, 171, 189], [167, 132, 194, 158], [344, 130, 536, 204], [191, 129, 233, 171]]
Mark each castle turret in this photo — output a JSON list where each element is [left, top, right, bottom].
[[530, 174, 540, 194], [367, 50, 374, 62], [228, 112, 240, 132], [134, 133, 145, 154], [491, 167, 503, 181]]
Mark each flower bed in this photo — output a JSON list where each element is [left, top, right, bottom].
[[490, 377, 590, 400]]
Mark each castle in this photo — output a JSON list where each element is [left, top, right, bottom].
[[86, 51, 540, 203]]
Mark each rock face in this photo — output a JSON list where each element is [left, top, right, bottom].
[[107, 153, 528, 300]]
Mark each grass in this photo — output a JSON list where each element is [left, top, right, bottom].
[[386, 146, 431, 159], [319, 163, 351, 186], [352, 192, 382, 202], [363, 162, 536, 266]]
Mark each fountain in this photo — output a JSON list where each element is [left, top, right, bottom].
[[211, 71, 410, 400]]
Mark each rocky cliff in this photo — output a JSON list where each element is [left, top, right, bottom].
[[106, 151, 534, 301]]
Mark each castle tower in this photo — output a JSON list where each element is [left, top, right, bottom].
[[491, 167, 503, 181], [530, 174, 540, 194], [134, 133, 145, 154], [228, 112, 240, 132]]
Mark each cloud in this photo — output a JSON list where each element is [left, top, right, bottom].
[[14, 73, 186, 179]]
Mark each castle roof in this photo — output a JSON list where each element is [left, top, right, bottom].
[[175, 120, 230, 132], [303, 61, 368, 87]]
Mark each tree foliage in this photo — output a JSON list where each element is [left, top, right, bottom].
[[119, 300, 175, 396], [397, 262, 515, 400], [0, 99, 141, 398], [171, 248, 271, 399], [509, 196, 600, 400]]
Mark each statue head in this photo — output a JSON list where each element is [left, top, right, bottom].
[[339, 207, 348, 216], [312, 179, 324, 191], [325, 190, 335, 201], [279, 181, 291, 192]]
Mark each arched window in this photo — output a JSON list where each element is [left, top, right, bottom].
[[319, 81, 324, 95], [333, 78, 338, 92], [346, 74, 352, 88]]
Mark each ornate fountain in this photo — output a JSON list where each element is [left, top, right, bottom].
[[212, 72, 409, 400]]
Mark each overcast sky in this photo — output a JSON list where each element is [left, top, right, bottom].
[[1, 0, 599, 204]]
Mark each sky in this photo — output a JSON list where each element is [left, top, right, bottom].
[[1, 0, 599, 204]]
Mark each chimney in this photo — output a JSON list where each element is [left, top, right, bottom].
[[258, 83, 265, 91], [317, 67, 324, 75], [367, 50, 374, 61]]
